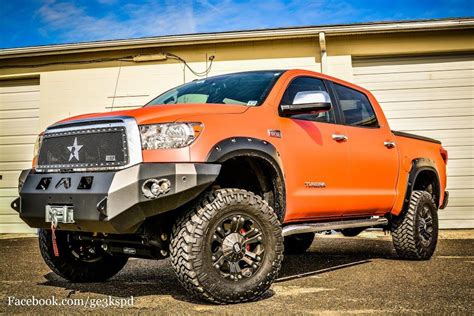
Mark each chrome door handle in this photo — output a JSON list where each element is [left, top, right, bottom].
[[384, 141, 396, 148], [332, 134, 348, 142]]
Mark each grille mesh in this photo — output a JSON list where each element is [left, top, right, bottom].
[[38, 127, 128, 170]]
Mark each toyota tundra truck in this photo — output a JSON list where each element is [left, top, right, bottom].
[[11, 69, 448, 304]]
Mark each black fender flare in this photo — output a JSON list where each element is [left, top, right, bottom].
[[206, 137, 286, 220], [403, 158, 441, 210]]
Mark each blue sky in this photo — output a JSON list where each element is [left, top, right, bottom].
[[1, 0, 472, 49]]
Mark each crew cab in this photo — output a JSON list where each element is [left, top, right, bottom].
[[12, 69, 448, 304]]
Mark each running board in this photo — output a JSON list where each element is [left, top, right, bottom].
[[282, 217, 389, 237]]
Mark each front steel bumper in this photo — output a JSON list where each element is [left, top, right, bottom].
[[11, 163, 220, 234]]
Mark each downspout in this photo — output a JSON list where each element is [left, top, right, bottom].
[[319, 32, 327, 74]]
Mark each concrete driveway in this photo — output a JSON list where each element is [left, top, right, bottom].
[[1, 231, 472, 314]]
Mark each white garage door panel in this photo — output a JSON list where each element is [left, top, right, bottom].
[[0, 161, 32, 171], [446, 176, 474, 190], [356, 69, 474, 84], [0, 188, 17, 197], [412, 129, 474, 146], [0, 109, 39, 120], [439, 220, 474, 229], [447, 190, 474, 207], [0, 92, 40, 110], [0, 214, 24, 223], [443, 146, 474, 160], [0, 144, 34, 161], [447, 159, 474, 176], [439, 207, 474, 219], [373, 86, 472, 102], [0, 78, 38, 233], [353, 54, 474, 228], [0, 118, 40, 136], [389, 116, 473, 130], [0, 135, 38, 145], [380, 99, 473, 112], [354, 55, 474, 74], [364, 77, 473, 91]]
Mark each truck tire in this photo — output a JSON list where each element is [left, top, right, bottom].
[[38, 229, 128, 282], [284, 233, 314, 254], [170, 189, 283, 304], [391, 190, 438, 260], [340, 228, 365, 237]]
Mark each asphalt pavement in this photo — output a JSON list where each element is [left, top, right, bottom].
[[0, 231, 472, 314]]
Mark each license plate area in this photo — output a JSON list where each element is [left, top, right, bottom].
[[45, 205, 75, 225]]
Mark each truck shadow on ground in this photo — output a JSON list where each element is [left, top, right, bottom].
[[40, 236, 397, 304]]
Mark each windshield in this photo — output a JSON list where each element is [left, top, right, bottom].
[[146, 70, 284, 107]]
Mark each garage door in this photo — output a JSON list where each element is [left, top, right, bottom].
[[0, 78, 39, 233], [353, 54, 474, 229]]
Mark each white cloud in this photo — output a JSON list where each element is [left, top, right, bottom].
[[36, 0, 366, 43], [37, 0, 198, 42]]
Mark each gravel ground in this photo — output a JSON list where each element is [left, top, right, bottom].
[[0, 231, 472, 314]]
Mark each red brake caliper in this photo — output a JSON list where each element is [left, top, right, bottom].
[[240, 229, 250, 251]]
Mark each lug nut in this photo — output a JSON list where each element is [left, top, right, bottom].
[[160, 250, 168, 256], [161, 233, 168, 241]]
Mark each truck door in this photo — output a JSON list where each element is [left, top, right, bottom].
[[330, 82, 399, 216], [278, 76, 351, 221]]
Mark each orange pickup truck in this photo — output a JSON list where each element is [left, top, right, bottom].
[[12, 69, 448, 303]]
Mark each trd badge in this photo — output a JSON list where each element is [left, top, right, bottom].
[[67, 137, 83, 162]]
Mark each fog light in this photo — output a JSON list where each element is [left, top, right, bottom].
[[142, 178, 171, 199]]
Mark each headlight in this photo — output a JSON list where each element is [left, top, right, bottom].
[[33, 134, 43, 157], [139, 123, 203, 150]]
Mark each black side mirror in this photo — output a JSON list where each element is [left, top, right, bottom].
[[281, 91, 332, 116]]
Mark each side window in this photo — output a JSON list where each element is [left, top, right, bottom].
[[281, 77, 335, 124], [334, 84, 379, 128]]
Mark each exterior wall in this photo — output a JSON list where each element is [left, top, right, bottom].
[[0, 28, 473, 232]]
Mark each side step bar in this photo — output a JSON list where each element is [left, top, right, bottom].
[[282, 217, 388, 237]]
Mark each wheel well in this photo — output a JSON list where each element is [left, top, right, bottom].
[[413, 169, 440, 207], [215, 155, 285, 221]]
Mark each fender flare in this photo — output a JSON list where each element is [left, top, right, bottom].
[[402, 158, 441, 211], [206, 137, 286, 220]]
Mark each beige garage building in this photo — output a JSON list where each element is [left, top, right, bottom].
[[0, 18, 473, 233]]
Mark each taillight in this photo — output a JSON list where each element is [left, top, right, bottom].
[[440, 147, 448, 164]]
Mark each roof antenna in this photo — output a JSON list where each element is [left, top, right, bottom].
[[111, 61, 122, 111]]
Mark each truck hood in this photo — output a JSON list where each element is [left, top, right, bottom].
[[54, 104, 249, 126]]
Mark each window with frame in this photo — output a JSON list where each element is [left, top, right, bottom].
[[280, 77, 335, 124], [334, 83, 379, 128]]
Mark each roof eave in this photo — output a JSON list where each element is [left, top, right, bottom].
[[1, 18, 473, 60]]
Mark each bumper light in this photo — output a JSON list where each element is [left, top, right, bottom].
[[142, 178, 171, 199]]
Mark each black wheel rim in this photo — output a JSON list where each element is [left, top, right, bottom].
[[418, 204, 434, 247], [210, 214, 265, 281], [66, 233, 104, 262]]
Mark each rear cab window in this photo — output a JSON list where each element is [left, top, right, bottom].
[[333, 83, 379, 128]]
